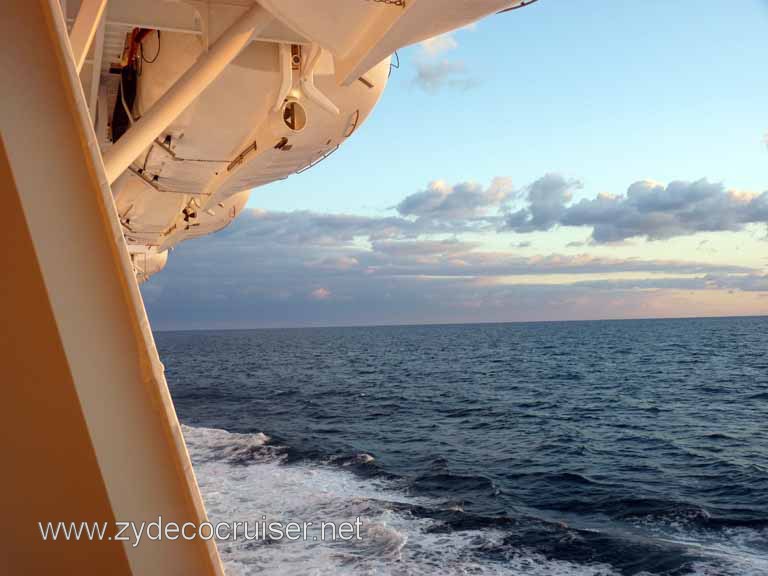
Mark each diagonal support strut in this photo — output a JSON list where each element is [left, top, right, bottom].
[[102, 2, 272, 184]]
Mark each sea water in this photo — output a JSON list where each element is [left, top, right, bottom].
[[156, 317, 768, 575]]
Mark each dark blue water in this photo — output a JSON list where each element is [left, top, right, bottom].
[[157, 317, 768, 575]]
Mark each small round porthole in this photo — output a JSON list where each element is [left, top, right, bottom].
[[282, 100, 307, 132]]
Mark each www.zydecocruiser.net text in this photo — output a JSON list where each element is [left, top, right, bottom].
[[38, 516, 364, 548]]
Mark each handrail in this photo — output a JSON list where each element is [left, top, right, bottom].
[[344, 109, 361, 138], [296, 145, 340, 174], [498, 0, 539, 14]]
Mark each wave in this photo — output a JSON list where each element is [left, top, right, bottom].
[[183, 425, 621, 575], [182, 424, 280, 465]]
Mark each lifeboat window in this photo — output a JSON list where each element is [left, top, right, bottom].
[[283, 101, 306, 132]]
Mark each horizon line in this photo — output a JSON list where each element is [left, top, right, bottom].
[[152, 313, 768, 333]]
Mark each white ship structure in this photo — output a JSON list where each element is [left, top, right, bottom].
[[1, 1, 535, 574], [72, 0, 535, 282]]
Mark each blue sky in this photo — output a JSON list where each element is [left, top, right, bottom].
[[143, 0, 768, 329]]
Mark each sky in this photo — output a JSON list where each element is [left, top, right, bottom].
[[143, 0, 768, 330]]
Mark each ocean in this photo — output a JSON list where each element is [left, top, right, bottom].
[[156, 316, 768, 575]]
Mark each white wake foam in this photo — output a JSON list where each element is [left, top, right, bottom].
[[657, 527, 768, 576]]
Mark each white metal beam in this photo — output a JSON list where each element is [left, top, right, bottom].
[[102, 3, 272, 184], [69, 0, 108, 73], [88, 11, 106, 124]]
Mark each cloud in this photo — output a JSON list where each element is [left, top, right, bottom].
[[705, 273, 768, 292], [505, 177, 768, 242], [361, 238, 752, 278], [413, 59, 475, 93], [505, 174, 581, 232], [310, 287, 332, 300], [413, 31, 476, 92], [142, 207, 765, 329], [396, 178, 512, 220], [140, 171, 768, 328], [419, 33, 458, 56], [214, 208, 435, 245]]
